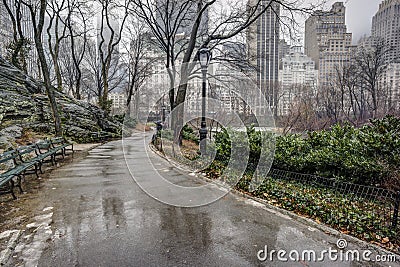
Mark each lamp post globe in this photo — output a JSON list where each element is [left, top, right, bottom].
[[199, 48, 211, 70]]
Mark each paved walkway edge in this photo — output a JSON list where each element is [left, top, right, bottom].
[[149, 143, 400, 259]]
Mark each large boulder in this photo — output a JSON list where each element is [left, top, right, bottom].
[[0, 56, 122, 147]]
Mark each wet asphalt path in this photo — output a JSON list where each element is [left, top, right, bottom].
[[35, 133, 396, 267]]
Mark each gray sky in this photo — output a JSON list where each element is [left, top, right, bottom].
[[325, 0, 382, 43]]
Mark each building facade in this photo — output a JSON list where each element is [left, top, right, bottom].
[[278, 46, 318, 116], [305, 2, 355, 87], [109, 92, 127, 115], [247, 0, 280, 116], [372, 0, 400, 64], [378, 62, 400, 111]]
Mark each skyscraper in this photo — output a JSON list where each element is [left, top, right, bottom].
[[305, 2, 355, 87], [372, 0, 400, 63], [247, 0, 280, 116], [371, 0, 400, 110]]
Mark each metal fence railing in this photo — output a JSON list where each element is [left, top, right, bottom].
[[266, 168, 400, 244]]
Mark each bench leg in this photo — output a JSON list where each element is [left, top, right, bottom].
[[16, 175, 23, 194], [38, 162, 44, 174], [9, 180, 17, 200], [34, 164, 39, 178]]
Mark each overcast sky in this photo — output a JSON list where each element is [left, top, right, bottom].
[[323, 0, 382, 43]]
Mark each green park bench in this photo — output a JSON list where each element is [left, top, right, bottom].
[[35, 137, 73, 165], [0, 137, 74, 199], [49, 137, 74, 159]]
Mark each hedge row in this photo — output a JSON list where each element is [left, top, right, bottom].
[[212, 115, 400, 188]]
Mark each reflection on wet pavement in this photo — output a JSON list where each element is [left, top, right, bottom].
[[102, 190, 127, 230]]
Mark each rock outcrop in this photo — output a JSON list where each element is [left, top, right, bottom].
[[0, 56, 122, 148]]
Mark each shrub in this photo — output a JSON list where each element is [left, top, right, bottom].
[[272, 115, 400, 188], [182, 124, 198, 144], [209, 115, 400, 188]]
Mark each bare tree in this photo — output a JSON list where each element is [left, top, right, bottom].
[[97, 0, 130, 112], [279, 84, 323, 133], [46, 0, 68, 92], [131, 0, 199, 110], [354, 38, 392, 118], [331, 63, 366, 124], [2, 0, 31, 73], [64, 0, 91, 99], [132, 0, 326, 144], [82, 37, 102, 101], [120, 19, 155, 119], [22, 0, 62, 136]]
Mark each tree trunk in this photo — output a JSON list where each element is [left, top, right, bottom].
[[134, 92, 140, 120], [101, 65, 110, 112], [29, 0, 62, 136], [75, 77, 82, 100], [173, 79, 189, 146]]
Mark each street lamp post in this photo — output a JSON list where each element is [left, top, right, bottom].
[[198, 48, 211, 155], [161, 104, 166, 123]]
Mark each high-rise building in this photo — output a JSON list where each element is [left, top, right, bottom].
[[372, 0, 400, 63], [278, 46, 318, 116], [278, 39, 290, 67], [372, 0, 400, 111], [247, 0, 280, 116], [378, 62, 400, 110], [304, 2, 356, 87]]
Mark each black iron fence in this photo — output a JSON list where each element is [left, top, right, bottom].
[[263, 168, 400, 246]]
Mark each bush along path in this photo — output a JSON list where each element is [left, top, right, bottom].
[[273, 115, 400, 190]]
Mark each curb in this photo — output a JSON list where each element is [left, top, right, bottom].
[[149, 143, 400, 260]]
